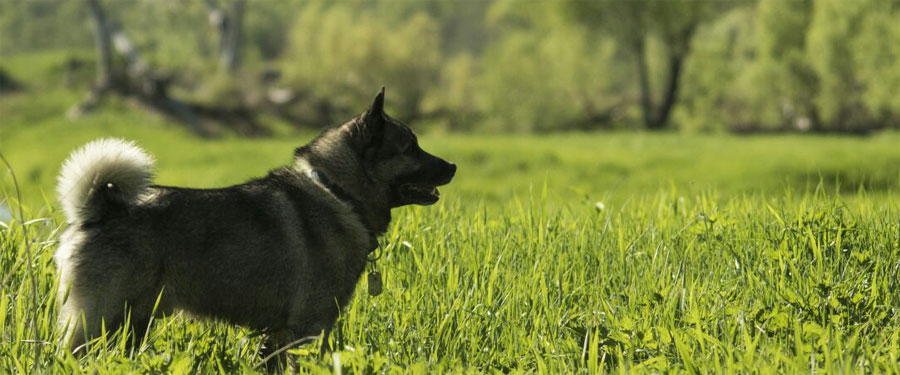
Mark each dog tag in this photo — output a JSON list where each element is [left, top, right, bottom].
[[368, 271, 383, 297]]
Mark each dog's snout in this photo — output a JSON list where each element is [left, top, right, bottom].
[[439, 161, 456, 185]]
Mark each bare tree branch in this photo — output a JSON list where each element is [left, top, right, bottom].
[[205, 0, 245, 72], [222, 0, 245, 72], [87, 0, 112, 89]]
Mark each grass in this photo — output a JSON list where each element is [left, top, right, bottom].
[[2, 175, 899, 374], [2, 53, 900, 373]]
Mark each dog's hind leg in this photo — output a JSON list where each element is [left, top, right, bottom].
[[259, 330, 299, 374], [60, 286, 165, 353], [58, 262, 163, 354], [59, 282, 127, 353], [125, 286, 172, 350]]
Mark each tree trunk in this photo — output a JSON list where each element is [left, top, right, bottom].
[[87, 0, 112, 89], [70, 0, 114, 118], [222, 0, 245, 73], [648, 51, 686, 130], [635, 23, 696, 131], [71, 0, 258, 136], [633, 37, 656, 129], [112, 30, 146, 76], [206, 0, 245, 73]]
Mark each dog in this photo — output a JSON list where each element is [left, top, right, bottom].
[[54, 88, 456, 366]]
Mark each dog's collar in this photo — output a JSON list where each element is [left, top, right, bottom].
[[308, 169, 358, 206], [295, 158, 388, 237], [307, 169, 383, 254], [295, 158, 355, 204]]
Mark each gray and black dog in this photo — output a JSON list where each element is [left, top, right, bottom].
[[54, 88, 455, 366]]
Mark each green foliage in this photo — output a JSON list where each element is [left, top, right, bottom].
[[474, 28, 606, 132], [0, 0, 92, 54], [676, 7, 756, 132], [564, 0, 725, 47], [463, 1, 629, 132], [682, 0, 900, 132], [681, 0, 815, 132], [114, 0, 213, 73], [242, 0, 301, 61], [807, 0, 900, 130], [2, 0, 900, 132], [281, 2, 442, 123], [851, 1, 900, 125], [420, 53, 481, 131], [746, 0, 816, 130], [757, 1, 814, 129], [807, 0, 868, 130]]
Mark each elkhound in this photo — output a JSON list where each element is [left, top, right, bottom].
[[55, 88, 455, 365]]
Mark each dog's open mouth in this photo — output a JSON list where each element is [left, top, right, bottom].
[[400, 183, 440, 205]]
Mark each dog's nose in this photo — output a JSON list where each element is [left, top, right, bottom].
[[448, 162, 457, 176]]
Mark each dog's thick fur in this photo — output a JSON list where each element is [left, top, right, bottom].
[[54, 89, 455, 365]]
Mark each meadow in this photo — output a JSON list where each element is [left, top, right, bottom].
[[2, 65, 900, 373]]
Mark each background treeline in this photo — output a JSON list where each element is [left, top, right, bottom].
[[1, 0, 898, 133]]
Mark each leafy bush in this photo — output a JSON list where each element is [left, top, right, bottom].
[[280, 2, 441, 125]]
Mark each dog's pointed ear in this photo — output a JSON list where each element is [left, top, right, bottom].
[[354, 87, 386, 157], [364, 86, 386, 123]]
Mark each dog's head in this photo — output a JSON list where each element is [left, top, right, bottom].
[[297, 88, 456, 210], [349, 88, 456, 207]]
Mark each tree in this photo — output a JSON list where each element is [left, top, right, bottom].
[[566, 1, 728, 130], [280, 3, 442, 125], [807, 0, 900, 131], [88, 0, 113, 89], [476, 0, 629, 132], [67, 0, 116, 118], [69, 0, 268, 137], [850, 0, 900, 129], [205, 0, 246, 73], [736, 0, 817, 131]]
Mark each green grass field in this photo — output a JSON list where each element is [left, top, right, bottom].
[[2, 57, 900, 373]]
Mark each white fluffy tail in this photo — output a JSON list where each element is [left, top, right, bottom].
[[57, 138, 154, 224]]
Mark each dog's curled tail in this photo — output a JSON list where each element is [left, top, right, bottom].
[[57, 138, 154, 224]]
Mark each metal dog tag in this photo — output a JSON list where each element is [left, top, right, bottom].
[[367, 271, 383, 297]]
